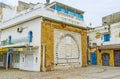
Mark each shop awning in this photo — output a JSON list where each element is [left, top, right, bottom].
[[0, 44, 39, 54], [0, 48, 8, 51], [0, 48, 8, 54]]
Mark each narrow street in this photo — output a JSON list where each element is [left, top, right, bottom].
[[0, 66, 120, 79]]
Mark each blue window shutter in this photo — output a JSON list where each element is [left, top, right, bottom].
[[65, 9, 68, 14], [104, 34, 110, 42], [68, 10, 75, 16], [55, 5, 61, 11], [60, 7, 65, 13], [75, 13, 83, 20], [8, 36, 12, 44], [29, 31, 33, 42]]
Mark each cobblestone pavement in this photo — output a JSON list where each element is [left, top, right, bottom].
[[0, 66, 120, 79]]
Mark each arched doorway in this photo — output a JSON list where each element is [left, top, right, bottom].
[[102, 53, 110, 66]]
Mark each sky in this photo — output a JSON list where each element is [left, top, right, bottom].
[[0, 0, 120, 27]]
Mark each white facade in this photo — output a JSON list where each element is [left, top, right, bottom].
[[0, 18, 41, 71], [88, 22, 120, 47]]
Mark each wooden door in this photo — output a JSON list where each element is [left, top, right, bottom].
[[102, 53, 109, 66], [114, 50, 120, 66]]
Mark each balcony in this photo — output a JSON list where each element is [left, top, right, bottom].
[[1, 37, 28, 47], [45, 8, 85, 27]]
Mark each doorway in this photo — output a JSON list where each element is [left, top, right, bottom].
[[102, 53, 110, 66], [114, 50, 120, 66], [91, 53, 97, 65], [3, 53, 13, 68]]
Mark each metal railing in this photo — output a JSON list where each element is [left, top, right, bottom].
[[1, 37, 28, 46]]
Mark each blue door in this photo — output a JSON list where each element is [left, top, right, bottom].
[[8, 54, 11, 68], [91, 53, 97, 65]]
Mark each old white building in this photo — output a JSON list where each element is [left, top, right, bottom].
[[0, 1, 87, 71], [88, 12, 120, 67]]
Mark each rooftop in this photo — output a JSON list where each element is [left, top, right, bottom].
[[0, 1, 86, 30]]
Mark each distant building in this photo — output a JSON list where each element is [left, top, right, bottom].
[[1, 1, 38, 22], [0, 2, 11, 9], [0, 1, 87, 71], [17, 1, 37, 12], [102, 11, 120, 25], [0, 2, 11, 22], [88, 11, 120, 67]]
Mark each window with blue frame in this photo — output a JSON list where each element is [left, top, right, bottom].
[[60, 7, 66, 13], [54, 5, 66, 13], [55, 5, 61, 11], [103, 34, 110, 42], [75, 13, 83, 19], [68, 10, 75, 16], [28, 31, 33, 42], [8, 35, 12, 44], [52, 5, 84, 20]]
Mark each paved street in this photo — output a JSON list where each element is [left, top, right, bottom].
[[0, 66, 120, 79]]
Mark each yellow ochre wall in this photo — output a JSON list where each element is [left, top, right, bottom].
[[41, 20, 87, 71], [97, 48, 114, 66]]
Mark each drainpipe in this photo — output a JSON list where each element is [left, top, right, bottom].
[[42, 44, 46, 72]]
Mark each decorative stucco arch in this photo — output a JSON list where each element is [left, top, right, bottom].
[[55, 33, 81, 64]]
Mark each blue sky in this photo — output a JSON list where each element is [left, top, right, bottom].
[[0, 0, 120, 27]]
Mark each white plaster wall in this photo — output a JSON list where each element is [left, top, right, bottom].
[[20, 53, 34, 71], [19, 48, 40, 71]]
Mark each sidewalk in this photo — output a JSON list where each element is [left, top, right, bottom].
[[0, 66, 120, 79]]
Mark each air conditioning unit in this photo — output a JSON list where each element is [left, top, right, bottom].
[[17, 27, 23, 33]]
